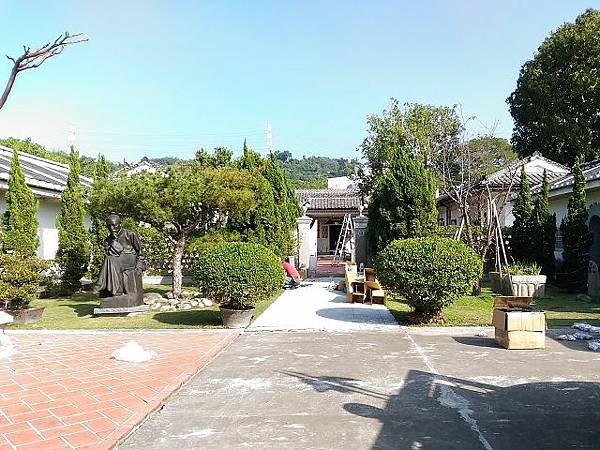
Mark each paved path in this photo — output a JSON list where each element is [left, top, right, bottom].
[[121, 328, 600, 449], [249, 280, 398, 332], [0, 330, 237, 450]]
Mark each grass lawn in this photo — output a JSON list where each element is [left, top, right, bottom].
[[7, 285, 282, 330], [386, 283, 600, 327]]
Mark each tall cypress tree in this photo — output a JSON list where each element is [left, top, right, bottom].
[[229, 149, 300, 257], [560, 157, 592, 291], [510, 165, 533, 263], [367, 150, 437, 253], [2, 149, 39, 256], [56, 146, 90, 292], [88, 155, 109, 280], [530, 170, 556, 275]]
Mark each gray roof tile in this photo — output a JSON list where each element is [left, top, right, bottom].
[[295, 188, 361, 211], [0, 146, 92, 198]]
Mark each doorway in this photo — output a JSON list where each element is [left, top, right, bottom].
[[329, 224, 342, 253]]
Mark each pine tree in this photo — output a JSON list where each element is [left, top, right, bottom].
[[2, 149, 39, 256], [560, 157, 593, 291], [510, 165, 533, 263], [530, 170, 556, 275], [56, 146, 90, 292], [367, 150, 437, 253], [88, 155, 110, 280]]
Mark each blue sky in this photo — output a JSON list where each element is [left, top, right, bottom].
[[0, 1, 595, 162]]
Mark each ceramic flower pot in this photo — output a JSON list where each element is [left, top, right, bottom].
[[219, 307, 255, 328]]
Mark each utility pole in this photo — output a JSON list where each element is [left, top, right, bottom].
[[266, 122, 273, 155], [67, 126, 76, 148]]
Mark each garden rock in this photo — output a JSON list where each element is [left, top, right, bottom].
[[179, 303, 192, 311], [143, 293, 163, 305], [150, 303, 161, 311], [180, 290, 196, 299], [190, 299, 199, 307], [164, 291, 175, 300], [159, 305, 173, 312], [200, 298, 213, 307]]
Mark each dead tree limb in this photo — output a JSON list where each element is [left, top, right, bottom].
[[0, 32, 87, 111]]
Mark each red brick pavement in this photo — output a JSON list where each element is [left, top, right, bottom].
[[0, 330, 239, 450]]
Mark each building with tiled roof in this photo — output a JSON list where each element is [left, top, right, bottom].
[[294, 175, 364, 257], [437, 152, 569, 227], [0, 146, 92, 259]]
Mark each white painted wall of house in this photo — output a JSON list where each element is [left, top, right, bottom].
[[0, 192, 91, 260]]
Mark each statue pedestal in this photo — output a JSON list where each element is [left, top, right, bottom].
[[93, 305, 149, 316], [99, 292, 143, 309]]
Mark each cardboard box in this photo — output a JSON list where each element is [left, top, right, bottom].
[[492, 308, 546, 332], [495, 328, 545, 350]]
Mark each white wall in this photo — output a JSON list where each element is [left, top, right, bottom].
[[0, 192, 91, 260]]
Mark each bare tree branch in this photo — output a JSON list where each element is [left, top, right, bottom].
[[0, 32, 88, 111]]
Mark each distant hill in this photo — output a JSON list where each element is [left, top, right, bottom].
[[273, 151, 359, 189], [1, 138, 359, 188]]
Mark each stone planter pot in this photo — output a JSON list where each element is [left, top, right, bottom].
[[502, 275, 547, 298], [3, 306, 45, 324], [220, 307, 255, 328], [489, 272, 502, 293]]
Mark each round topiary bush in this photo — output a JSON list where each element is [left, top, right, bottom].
[[375, 237, 483, 320], [193, 242, 283, 309]]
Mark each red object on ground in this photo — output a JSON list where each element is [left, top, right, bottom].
[[282, 262, 300, 279], [0, 330, 238, 450]]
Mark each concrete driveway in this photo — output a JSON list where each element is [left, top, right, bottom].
[[248, 280, 398, 332], [120, 328, 600, 449]]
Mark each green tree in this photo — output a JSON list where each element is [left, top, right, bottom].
[[88, 154, 110, 280], [510, 165, 533, 263], [367, 151, 437, 253], [466, 137, 518, 179], [2, 149, 39, 256], [360, 99, 461, 181], [507, 9, 600, 166], [56, 147, 90, 292], [89, 164, 257, 298], [238, 139, 263, 170], [560, 157, 593, 290], [530, 170, 556, 275], [230, 152, 300, 257]]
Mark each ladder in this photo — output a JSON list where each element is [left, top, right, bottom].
[[332, 214, 354, 266]]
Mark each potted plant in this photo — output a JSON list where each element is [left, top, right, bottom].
[[501, 262, 546, 297], [0, 253, 48, 323], [489, 271, 502, 293], [193, 242, 283, 328]]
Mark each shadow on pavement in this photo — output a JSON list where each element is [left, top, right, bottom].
[[316, 307, 383, 323], [282, 369, 600, 449], [452, 336, 501, 348]]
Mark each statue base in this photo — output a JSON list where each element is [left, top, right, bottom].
[[99, 292, 143, 309], [93, 305, 149, 316]]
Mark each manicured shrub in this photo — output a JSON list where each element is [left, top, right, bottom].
[[193, 242, 283, 309], [375, 237, 483, 319], [0, 253, 47, 310]]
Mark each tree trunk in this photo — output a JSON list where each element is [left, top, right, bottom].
[[172, 237, 186, 299]]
